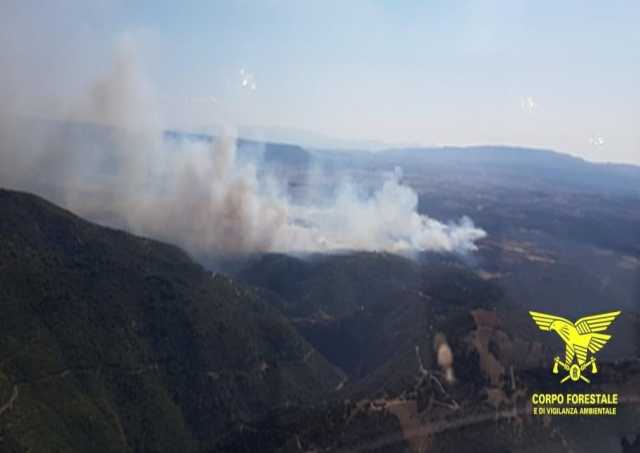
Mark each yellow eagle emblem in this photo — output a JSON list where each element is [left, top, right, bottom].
[[529, 310, 621, 383]]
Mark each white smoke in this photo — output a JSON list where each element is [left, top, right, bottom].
[[279, 169, 485, 254], [0, 41, 486, 259]]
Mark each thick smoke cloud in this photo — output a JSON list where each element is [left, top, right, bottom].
[[0, 42, 486, 259]]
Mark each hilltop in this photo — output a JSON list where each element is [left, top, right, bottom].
[[0, 188, 342, 452]]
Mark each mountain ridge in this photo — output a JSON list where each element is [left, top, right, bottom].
[[0, 187, 343, 453]]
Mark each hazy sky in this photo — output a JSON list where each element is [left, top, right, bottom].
[[3, 0, 639, 164]]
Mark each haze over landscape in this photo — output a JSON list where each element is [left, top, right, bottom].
[[2, 0, 639, 163], [1, 2, 640, 453]]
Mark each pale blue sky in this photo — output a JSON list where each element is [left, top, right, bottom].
[[3, 1, 639, 163]]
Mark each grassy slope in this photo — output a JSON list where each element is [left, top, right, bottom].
[[0, 189, 342, 453]]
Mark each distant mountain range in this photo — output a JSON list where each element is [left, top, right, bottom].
[[236, 125, 417, 151], [6, 117, 640, 197], [164, 128, 640, 196]]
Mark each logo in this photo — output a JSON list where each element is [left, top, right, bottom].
[[529, 310, 620, 384]]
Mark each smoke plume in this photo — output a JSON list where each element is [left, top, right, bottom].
[[0, 42, 486, 259]]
